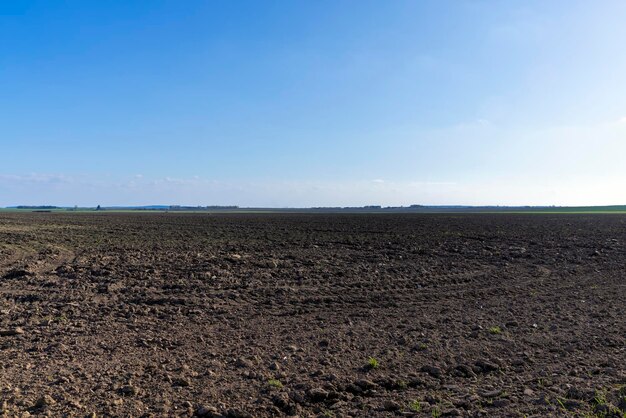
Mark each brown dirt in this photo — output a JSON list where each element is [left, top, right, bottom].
[[0, 213, 624, 417]]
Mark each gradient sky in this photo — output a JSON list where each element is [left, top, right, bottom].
[[2, 1, 626, 207]]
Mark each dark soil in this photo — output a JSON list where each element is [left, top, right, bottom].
[[0, 213, 624, 417]]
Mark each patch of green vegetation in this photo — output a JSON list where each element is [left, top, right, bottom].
[[489, 326, 502, 334], [431, 406, 442, 418], [594, 390, 607, 406], [538, 386, 624, 418], [409, 400, 421, 412], [42, 314, 68, 324], [366, 357, 380, 369], [417, 342, 428, 351], [267, 379, 283, 389]]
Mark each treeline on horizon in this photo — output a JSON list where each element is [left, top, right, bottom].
[[5, 204, 626, 213]]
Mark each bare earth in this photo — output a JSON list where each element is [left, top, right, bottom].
[[0, 213, 624, 417]]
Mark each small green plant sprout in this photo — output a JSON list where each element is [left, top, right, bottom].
[[417, 342, 428, 351], [431, 406, 442, 418], [489, 326, 502, 335], [409, 400, 422, 412], [268, 379, 283, 389], [593, 390, 607, 406], [366, 357, 380, 369]]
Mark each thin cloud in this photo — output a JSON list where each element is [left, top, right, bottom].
[[0, 173, 75, 184]]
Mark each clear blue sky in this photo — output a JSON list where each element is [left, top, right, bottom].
[[2, 1, 626, 207]]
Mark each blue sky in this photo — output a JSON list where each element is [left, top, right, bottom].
[[2, 1, 626, 207]]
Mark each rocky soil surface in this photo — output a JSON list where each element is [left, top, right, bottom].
[[0, 213, 624, 417]]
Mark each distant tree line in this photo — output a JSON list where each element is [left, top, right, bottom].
[[168, 205, 239, 210]]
